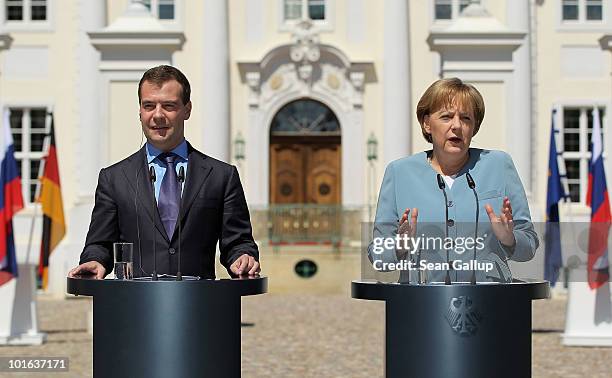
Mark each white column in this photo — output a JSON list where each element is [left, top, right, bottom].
[[247, 108, 266, 207], [343, 109, 365, 207], [201, 0, 230, 161], [45, 0, 106, 298], [383, 0, 411, 165], [600, 35, 612, 183], [77, 0, 106, 198], [506, 0, 532, 195]]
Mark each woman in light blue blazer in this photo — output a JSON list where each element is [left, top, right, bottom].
[[368, 78, 538, 283]]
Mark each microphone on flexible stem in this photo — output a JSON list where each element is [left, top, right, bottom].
[[436, 174, 452, 285], [134, 164, 148, 277], [466, 172, 479, 285], [149, 166, 158, 281], [416, 246, 423, 285], [176, 166, 185, 281]]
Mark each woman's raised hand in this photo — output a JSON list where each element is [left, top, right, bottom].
[[485, 196, 516, 248]]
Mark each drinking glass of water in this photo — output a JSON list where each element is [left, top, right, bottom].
[[113, 242, 133, 280]]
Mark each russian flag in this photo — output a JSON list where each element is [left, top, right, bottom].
[[586, 108, 611, 290], [0, 109, 24, 286]]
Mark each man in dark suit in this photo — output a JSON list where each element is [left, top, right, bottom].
[[68, 65, 260, 279]]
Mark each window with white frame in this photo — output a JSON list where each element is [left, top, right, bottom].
[[560, 106, 606, 203], [143, 0, 175, 20], [434, 0, 470, 20], [8, 107, 50, 204], [562, 0, 603, 22], [283, 0, 326, 22], [4, 0, 47, 22]]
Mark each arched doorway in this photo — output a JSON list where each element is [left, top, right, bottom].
[[269, 99, 341, 205], [268, 99, 342, 246]]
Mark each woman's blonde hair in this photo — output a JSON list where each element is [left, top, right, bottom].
[[416, 78, 485, 143]]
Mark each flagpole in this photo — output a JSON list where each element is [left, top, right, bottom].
[[1, 106, 46, 345], [24, 194, 40, 267], [552, 105, 579, 277], [24, 111, 52, 268], [550, 105, 579, 281]]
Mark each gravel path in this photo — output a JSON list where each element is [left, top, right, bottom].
[[0, 293, 610, 377]]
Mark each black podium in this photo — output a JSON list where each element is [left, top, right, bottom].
[[67, 276, 267, 378], [352, 279, 549, 378]]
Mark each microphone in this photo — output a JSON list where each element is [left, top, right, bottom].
[[134, 163, 148, 277], [436, 174, 452, 285], [466, 172, 479, 285], [149, 166, 158, 281], [176, 166, 185, 281], [418, 224, 446, 284]]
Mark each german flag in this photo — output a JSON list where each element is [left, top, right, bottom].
[[38, 115, 65, 289]]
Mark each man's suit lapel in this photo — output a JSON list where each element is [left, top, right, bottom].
[[121, 146, 170, 243], [172, 144, 213, 239]]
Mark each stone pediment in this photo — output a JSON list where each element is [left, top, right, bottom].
[[600, 35, 612, 51], [429, 1, 525, 50], [428, 1, 526, 73], [238, 20, 374, 110], [88, 1, 184, 71]]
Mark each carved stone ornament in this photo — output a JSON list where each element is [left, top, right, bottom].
[[237, 18, 374, 112], [290, 20, 321, 82], [245, 72, 261, 107], [327, 74, 340, 90], [269, 74, 284, 91]]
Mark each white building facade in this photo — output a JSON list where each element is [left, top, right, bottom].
[[0, 0, 611, 294]]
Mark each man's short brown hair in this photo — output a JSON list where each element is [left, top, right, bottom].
[[138, 65, 191, 105], [416, 78, 485, 143]]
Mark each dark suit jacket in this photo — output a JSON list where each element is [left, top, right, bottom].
[[79, 143, 259, 278]]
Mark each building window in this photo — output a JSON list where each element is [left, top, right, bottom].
[[586, 0, 603, 19], [271, 99, 340, 135], [562, 0, 603, 22], [8, 107, 50, 204], [560, 106, 606, 203], [434, 0, 469, 20], [4, 0, 47, 22], [563, 0, 579, 20], [143, 0, 175, 20], [6, 0, 23, 20], [283, 0, 326, 22]]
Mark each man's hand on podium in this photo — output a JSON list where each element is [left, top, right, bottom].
[[68, 261, 106, 279], [230, 254, 260, 277]]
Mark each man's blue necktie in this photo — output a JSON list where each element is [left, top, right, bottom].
[[158, 153, 181, 239]]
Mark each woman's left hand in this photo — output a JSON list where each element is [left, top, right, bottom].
[[485, 196, 516, 248]]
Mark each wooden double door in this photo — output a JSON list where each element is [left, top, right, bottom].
[[270, 136, 341, 205]]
